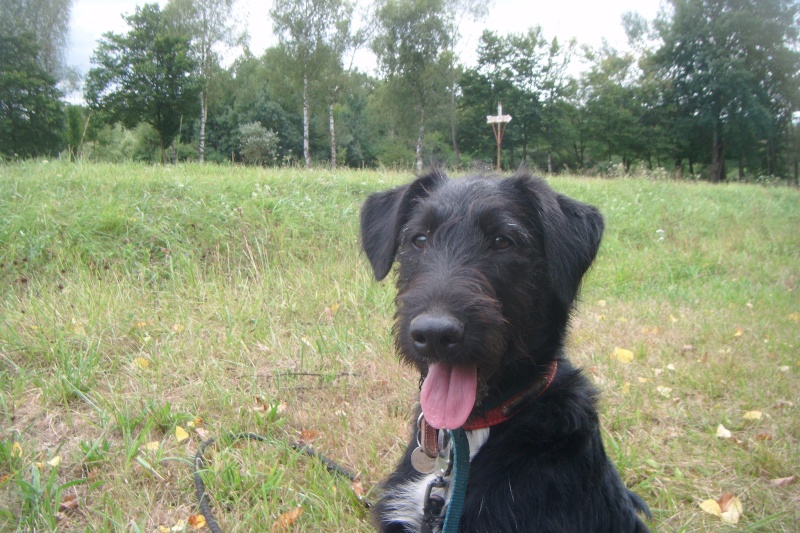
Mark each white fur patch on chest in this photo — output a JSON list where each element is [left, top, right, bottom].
[[381, 428, 490, 532]]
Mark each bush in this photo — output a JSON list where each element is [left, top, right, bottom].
[[239, 122, 280, 166]]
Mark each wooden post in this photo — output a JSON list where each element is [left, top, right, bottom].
[[487, 102, 512, 171]]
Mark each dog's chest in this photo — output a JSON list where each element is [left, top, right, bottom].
[[382, 428, 490, 533]]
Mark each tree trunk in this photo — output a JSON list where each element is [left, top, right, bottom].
[[199, 89, 207, 163], [738, 156, 744, 180], [416, 107, 425, 172], [303, 72, 311, 168], [450, 81, 460, 168], [160, 138, 166, 165], [329, 96, 336, 170], [547, 151, 553, 174], [710, 124, 727, 182]]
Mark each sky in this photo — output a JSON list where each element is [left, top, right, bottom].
[[68, 0, 665, 90]]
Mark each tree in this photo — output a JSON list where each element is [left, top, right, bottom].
[[373, 0, 452, 171], [85, 3, 199, 164], [0, 31, 65, 158], [239, 121, 280, 165], [166, 0, 243, 163], [271, 0, 354, 168], [0, 0, 74, 79], [653, 0, 800, 181]]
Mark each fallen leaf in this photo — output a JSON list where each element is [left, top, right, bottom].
[[133, 357, 151, 370], [175, 426, 189, 442], [682, 344, 695, 352], [699, 499, 722, 518], [70, 319, 85, 334], [171, 324, 184, 333], [48, 455, 61, 467], [734, 328, 743, 337], [716, 424, 733, 439], [60, 493, 79, 511], [299, 429, 319, 443], [788, 312, 800, 322], [352, 481, 366, 498], [170, 520, 186, 532], [718, 493, 742, 524], [158, 527, 171, 533], [188, 514, 207, 529], [621, 382, 630, 394], [666, 363, 676, 371], [611, 347, 634, 363], [134, 321, 148, 329], [778, 365, 789, 372], [755, 432, 773, 441], [656, 386, 672, 397], [770, 475, 796, 487], [597, 299, 607, 307], [637, 377, 650, 383], [272, 507, 303, 531], [669, 314, 679, 323], [12, 442, 21, 457], [146, 441, 160, 452], [195, 427, 211, 441], [743, 410, 762, 421]]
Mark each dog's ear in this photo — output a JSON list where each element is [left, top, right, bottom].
[[360, 170, 447, 280], [514, 173, 604, 308]]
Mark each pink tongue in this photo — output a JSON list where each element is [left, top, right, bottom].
[[420, 363, 478, 430]]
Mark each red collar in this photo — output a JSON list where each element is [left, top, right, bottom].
[[462, 359, 558, 430]]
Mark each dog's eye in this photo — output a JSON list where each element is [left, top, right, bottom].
[[491, 235, 513, 250], [411, 234, 428, 250]]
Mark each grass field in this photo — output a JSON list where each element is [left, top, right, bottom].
[[0, 161, 798, 532]]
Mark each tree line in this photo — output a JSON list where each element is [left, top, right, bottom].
[[2, 0, 799, 182]]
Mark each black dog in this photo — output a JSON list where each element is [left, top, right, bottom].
[[360, 170, 650, 532]]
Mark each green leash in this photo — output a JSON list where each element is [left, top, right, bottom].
[[442, 428, 470, 533]]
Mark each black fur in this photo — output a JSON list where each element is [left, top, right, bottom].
[[360, 171, 650, 533]]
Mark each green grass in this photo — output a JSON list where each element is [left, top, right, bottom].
[[1, 161, 798, 532]]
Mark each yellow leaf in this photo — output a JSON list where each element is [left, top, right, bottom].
[[621, 382, 630, 394], [47, 455, 61, 467], [272, 507, 303, 531], [743, 410, 762, 420], [788, 312, 800, 322], [188, 514, 207, 530], [170, 520, 186, 532], [734, 328, 743, 337], [716, 424, 732, 439], [158, 527, 171, 533], [637, 377, 649, 383], [175, 426, 189, 442], [669, 314, 679, 323], [134, 321, 148, 329], [171, 324, 184, 333], [719, 494, 743, 524], [597, 299, 607, 307], [146, 441, 160, 452], [133, 357, 150, 370], [656, 386, 672, 397], [70, 319, 85, 334], [12, 442, 22, 457], [611, 347, 634, 363], [700, 499, 722, 517]]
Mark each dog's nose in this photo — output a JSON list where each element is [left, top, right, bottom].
[[409, 314, 464, 358]]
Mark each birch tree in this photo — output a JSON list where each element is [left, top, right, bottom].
[[166, 0, 242, 162], [373, 0, 452, 171], [271, 0, 353, 168]]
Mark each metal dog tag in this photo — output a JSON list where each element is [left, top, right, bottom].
[[411, 447, 436, 474]]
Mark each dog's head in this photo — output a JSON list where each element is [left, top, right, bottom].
[[360, 170, 603, 429]]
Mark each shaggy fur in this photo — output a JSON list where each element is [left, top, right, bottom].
[[360, 170, 650, 533]]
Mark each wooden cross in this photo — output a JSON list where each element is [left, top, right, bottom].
[[486, 101, 512, 171]]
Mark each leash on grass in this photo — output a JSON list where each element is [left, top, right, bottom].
[[193, 432, 371, 533]]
